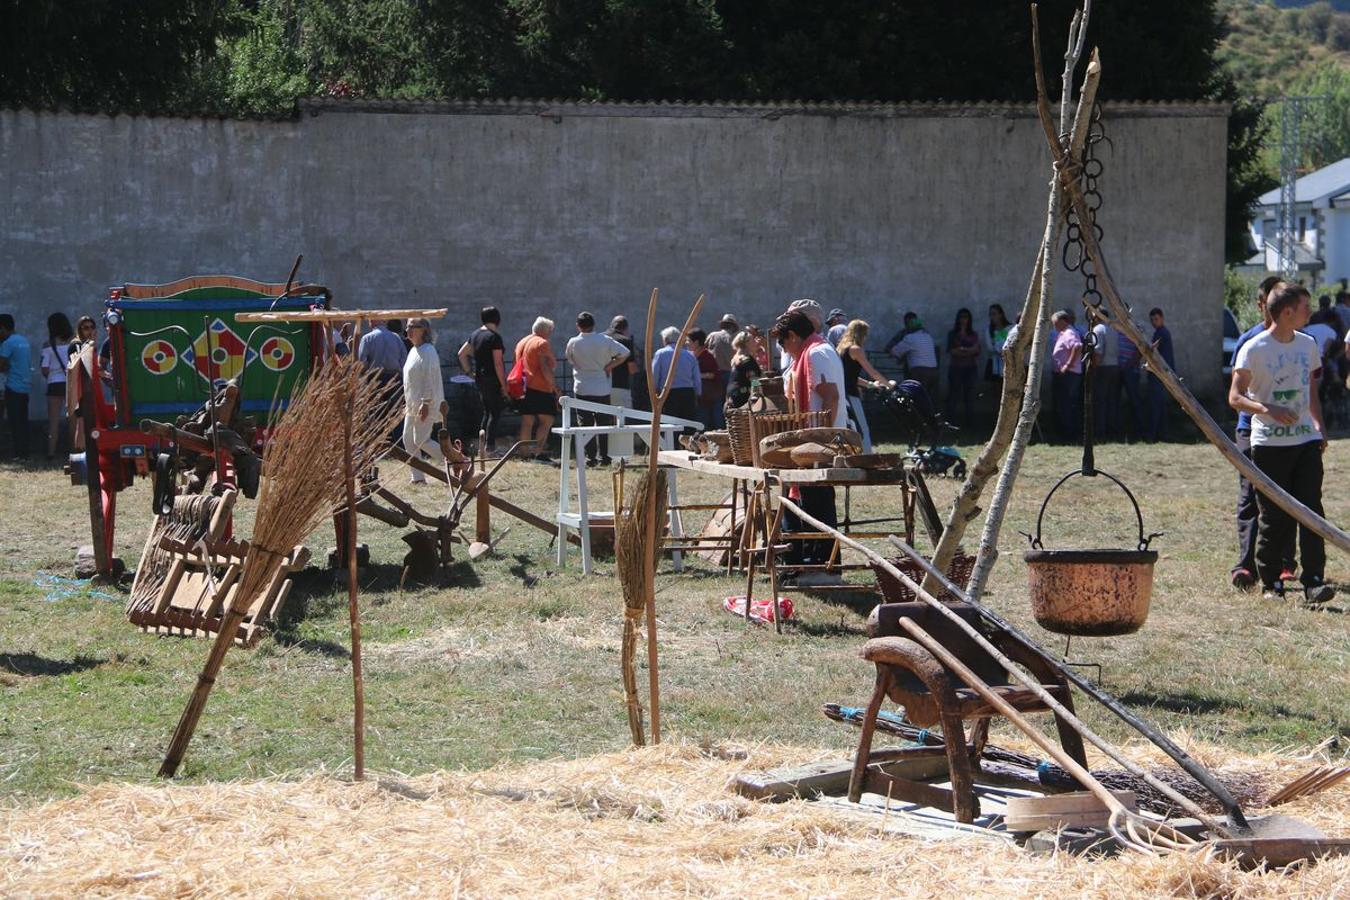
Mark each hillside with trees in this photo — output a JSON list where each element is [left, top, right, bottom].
[[1217, 1, 1350, 179]]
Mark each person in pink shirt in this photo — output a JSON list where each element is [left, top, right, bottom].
[[1051, 309, 1084, 443]]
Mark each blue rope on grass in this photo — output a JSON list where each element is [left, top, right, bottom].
[[33, 571, 118, 604]]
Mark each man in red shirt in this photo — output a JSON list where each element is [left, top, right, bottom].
[[689, 329, 725, 429]]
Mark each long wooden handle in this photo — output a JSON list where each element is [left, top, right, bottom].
[[777, 494, 1227, 833], [896, 615, 1128, 817]]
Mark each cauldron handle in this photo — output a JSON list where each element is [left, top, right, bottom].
[[1029, 469, 1155, 552]]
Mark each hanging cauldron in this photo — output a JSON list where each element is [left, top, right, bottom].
[[1024, 469, 1159, 636]]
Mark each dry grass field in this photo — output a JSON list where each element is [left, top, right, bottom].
[[0, 436, 1346, 802], [2, 433, 1350, 896]]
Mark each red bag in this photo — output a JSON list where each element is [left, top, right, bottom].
[[506, 355, 527, 400], [723, 595, 794, 625]]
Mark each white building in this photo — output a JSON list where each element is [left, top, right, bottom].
[[1246, 156, 1350, 287]]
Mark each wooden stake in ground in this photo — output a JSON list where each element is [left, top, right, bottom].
[[343, 373, 364, 779], [159, 355, 404, 778]]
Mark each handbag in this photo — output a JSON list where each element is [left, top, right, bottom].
[[506, 355, 527, 400]]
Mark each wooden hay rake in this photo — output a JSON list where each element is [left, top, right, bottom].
[[125, 489, 308, 646]]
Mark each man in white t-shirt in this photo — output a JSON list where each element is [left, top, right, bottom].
[[565, 311, 631, 466], [1229, 282, 1332, 602], [884, 312, 939, 398]]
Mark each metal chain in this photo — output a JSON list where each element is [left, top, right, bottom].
[[1062, 101, 1109, 309], [1059, 101, 1110, 473]]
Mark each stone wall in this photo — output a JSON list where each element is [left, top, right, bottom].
[[0, 99, 1230, 417]]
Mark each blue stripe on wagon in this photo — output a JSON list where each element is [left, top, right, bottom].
[[132, 399, 291, 415], [109, 297, 326, 312]]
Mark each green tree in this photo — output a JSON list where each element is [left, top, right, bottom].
[[1291, 62, 1350, 169], [0, 1, 240, 111]]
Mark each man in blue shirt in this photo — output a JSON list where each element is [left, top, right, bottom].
[[0, 314, 32, 459], [357, 320, 409, 382], [1144, 307, 1175, 442], [651, 326, 700, 433]]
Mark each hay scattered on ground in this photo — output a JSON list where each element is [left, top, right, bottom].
[[3, 741, 1347, 898]]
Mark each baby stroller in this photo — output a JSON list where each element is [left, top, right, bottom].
[[878, 380, 967, 479]]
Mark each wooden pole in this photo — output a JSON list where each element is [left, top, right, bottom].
[[344, 365, 365, 780], [158, 547, 287, 777]]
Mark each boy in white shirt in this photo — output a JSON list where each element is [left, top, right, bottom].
[[1229, 282, 1333, 602]]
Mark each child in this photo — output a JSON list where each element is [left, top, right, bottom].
[[1229, 282, 1334, 602]]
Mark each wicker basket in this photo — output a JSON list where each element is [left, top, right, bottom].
[[870, 551, 976, 604], [726, 406, 755, 465], [748, 409, 829, 467]]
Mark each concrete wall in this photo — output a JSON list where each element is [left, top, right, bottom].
[[0, 99, 1230, 418]]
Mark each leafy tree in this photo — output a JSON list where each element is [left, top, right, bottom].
[[0, 1, 240, 111], [1289, 62, 1350, 169]]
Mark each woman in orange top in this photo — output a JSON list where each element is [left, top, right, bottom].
[[515, 316, 560, 462]]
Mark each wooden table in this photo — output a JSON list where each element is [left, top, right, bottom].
[[657, 450, 943, 632]]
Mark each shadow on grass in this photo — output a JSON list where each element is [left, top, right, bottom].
[[269, 632, 351, 659], [508, 553, 541, 588], [0, 652, 105, 676], [1118, 688, 1317, 721], [809, 588, 879, 619], [795, 619, 869, 638]]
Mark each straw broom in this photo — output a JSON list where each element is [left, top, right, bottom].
[[159, 355, 403, 777]]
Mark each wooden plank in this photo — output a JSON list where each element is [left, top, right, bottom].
[[732, 749, 949, 801], [1004, 791, 1136, 833], [657, 450, 906, 484]]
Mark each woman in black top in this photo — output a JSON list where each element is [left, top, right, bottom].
[[836, 319, 893, 453], [456, 306, 507, 453], [725, 330, 763, 411]]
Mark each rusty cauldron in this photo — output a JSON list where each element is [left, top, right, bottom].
[[1023, 470, 1160, 636]]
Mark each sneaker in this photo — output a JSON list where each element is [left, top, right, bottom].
[[585, 458, 601, 468], [532, 453, 554, 465], [1230, 568, 1256, 591], [1280, 567, 1297, 583], [1304, 581, 1336, 604], [1262, 582, 1285, 601], [599, 457, 614, 467]]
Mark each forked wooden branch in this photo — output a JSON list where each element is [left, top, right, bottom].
[[639, 289, 705, 744], [924, 2, 1097, 598]]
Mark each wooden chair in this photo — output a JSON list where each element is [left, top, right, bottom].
[[847, 600, 1088, 823]]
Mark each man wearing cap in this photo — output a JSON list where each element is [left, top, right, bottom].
[[884, 311, 939, 398], [565, 311, 630, 467], [605, 316, 640, 459], [705, 314, 738, 425], [779, 298, 825, 371], [826, 309, 848, 347]]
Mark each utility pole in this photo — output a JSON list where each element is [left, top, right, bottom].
[[1275, 95, 1329, 280]]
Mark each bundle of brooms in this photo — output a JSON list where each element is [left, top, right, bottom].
[[159, 355, 404, 776], [615, 467, 668, 745]]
